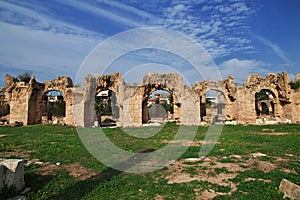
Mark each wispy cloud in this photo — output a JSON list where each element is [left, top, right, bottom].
[[149, 0, 256, 58], [253, 34, 293, 64], [56, 0, 154, 28], [0, 1, 102, 39]]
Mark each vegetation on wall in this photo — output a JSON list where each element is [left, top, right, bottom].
[[290, 80, 300, 90], [16, 71, 33, 83]]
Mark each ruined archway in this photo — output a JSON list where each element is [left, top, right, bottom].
[[255, 89, 276, 118], [200, 89, 226, 124], [83, 73, 124, 127], [95, 89, 119, 127], [0, 89, 9, 122], [142, 89, 174, 124], [42, 90, 66, 124]]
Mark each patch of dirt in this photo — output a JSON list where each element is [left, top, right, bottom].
[[36, 162, 97, 180], [164, 153, 298, 199], [160, 139, 220, 146], [49, 142, 58, 145], [249, 132, 289, 135], [256, 161, 277, 173], [66, 163, 97, 180], [199, 189, 226, 200], [154, 194, 165, 200], [1, 149, 35, 159], [36, 162, 63, 175]]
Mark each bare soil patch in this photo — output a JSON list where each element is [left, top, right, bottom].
[[248, 131, 290, 135], [161, 139, 221, 146], [164, 153, 298, 199], [1, 149, 34, 159], [36, 162, 97, 180]]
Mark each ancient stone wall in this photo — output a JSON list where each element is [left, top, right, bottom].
[[3, 71, 300, 127], [5, 75, 73, 125]]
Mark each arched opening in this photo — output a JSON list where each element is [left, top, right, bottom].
[[255, 89, 275, 117], [42, 90, 66, 124], [142, 89, 175, 124], [200, 90, 226, 124], [0, 90, 10, 122], [95, 90, 118, 127]]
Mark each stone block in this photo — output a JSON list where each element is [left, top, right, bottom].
[[279, 178, 300, 200], [0, 159, 25, 191], [0, 165, 4, 191]]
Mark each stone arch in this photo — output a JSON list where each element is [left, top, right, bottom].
[[141, 85, 178, 123], [42, 76, 74, 125], [42, 89, 66, 124], [255, 88, 278, 118], [44, 76, 73, 94], [140, 73, 183, 124], [200, 88, 227, 123], [83, 72, 124, 127], [95, 89, 118, 127]]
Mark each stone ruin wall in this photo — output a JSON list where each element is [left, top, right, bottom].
[[5, 74, 74, 125], [2, 71, 300, 127]]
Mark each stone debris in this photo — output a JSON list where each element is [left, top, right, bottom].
[[0, 159, 25, 191], [20, 187, 31, 195], [7, 196, 26, 200], [250, 152, 267, 157], [184, 157, 204, 162], [279, 179, 300, 200]]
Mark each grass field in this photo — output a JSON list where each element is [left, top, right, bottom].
[[0, 123, 299, 199]]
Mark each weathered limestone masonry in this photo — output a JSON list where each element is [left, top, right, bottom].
[[5, 74, 73, 125], [3, 72, 300, 127]]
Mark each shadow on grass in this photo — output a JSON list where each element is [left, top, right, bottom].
[[49, 148, 156, 200]]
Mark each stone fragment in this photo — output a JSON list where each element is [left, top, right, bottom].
[[20, 187, 31, 195], [251, 152, 267, 157], [7, 196, 26, 200], [279, 179, 300, 200], [0, 159, 25, 191], [0, 165, 4, 191]]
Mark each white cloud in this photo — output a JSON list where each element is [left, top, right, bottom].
[[219, 58, 268, 83], [0, 22, 102, 83]]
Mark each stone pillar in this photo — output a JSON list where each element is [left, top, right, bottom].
[[291, 90, 300, 123], [180, 87, 200, 126], [83, 76, 97, 127], [173, 94, 180, 120], [9, 85, 30, 125], [123, 86, 143, 127], [236, 88, 256, 124]]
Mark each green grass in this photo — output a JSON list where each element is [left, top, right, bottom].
[[0, 123, 299, 199]]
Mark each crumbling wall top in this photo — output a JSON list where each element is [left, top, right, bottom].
[[294, 73, 300, 82], [142, 73, 182, 92], [44, 76, 73, 93], [244, 72, 292, 101]]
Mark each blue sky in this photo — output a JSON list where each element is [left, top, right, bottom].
[[0, 0, 299, 87]]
